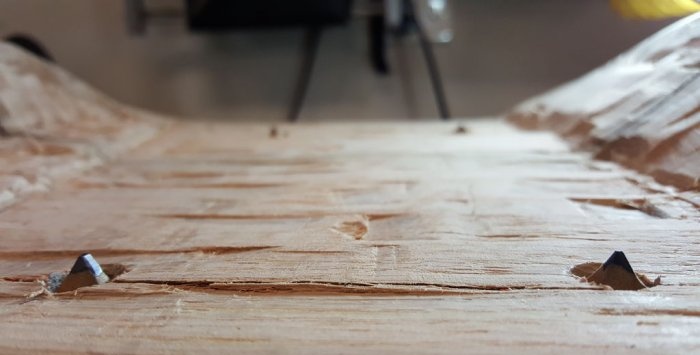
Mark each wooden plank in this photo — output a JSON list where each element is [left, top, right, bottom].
[[1, 282, 699, 355], [0, 23, 699, 354]]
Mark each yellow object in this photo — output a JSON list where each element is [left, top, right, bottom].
[[611, 0, 700, 19]]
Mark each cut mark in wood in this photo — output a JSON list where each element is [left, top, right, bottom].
[[597, 308, 700, 317], [482, 266, 513, 275], [22, 142, 76, 156], [147, 171, 227, 179], [2, 279, 606, 301], [367, 213, 404, 221], [0, 246, 276, 260], [0, 100, 8, 137], [570, 198, 670, 218], [276, 250, 350, 254], [478, 234, 541, 239], [99, 279, 602, 297], [154, 213, 318, 220], [74, 181, 287, 189], [154, 212, 403, 221], [370, 243, 400, 248]]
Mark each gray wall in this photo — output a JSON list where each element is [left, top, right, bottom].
[[0, 0, 673, 121]]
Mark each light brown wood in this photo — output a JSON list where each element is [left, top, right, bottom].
[[508, 13, 700, 191], [0, 20, 699, 354]]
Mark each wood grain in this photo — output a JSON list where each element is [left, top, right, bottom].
[[508, 13, 700, 191], [0, 25, 699, 354]]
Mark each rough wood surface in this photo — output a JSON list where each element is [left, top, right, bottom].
[[0, 28, 699, 355], [508, 13, 700, 191], [0, 44, 162, 210]]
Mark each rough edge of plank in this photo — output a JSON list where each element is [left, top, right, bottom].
[[0, 43, 165, 210], [507, 13, 700, 191]]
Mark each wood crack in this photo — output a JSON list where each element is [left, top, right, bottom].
[[570, 197, 671, 218], [153, 212, 404, 221], [597, 308, 700, 317], [105, 279, 603, 296], [0, 246, 277, 260]]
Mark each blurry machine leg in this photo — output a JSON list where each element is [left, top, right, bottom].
[[124, 0, 147, 36], [417, 30, 450, 120], [368, 14, 389, 74], [407, 0, 452, 120], [288, 27, 322, 122]]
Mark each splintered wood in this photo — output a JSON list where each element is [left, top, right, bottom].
[[508, 14, 700, 191], [1, 19, 700, 355]]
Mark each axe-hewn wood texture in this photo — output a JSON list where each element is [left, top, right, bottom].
[[509, 13, 700, 191], [1, 16, 699, 354]]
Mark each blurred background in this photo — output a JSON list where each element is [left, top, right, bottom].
[[0, 0, 674, 121]]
